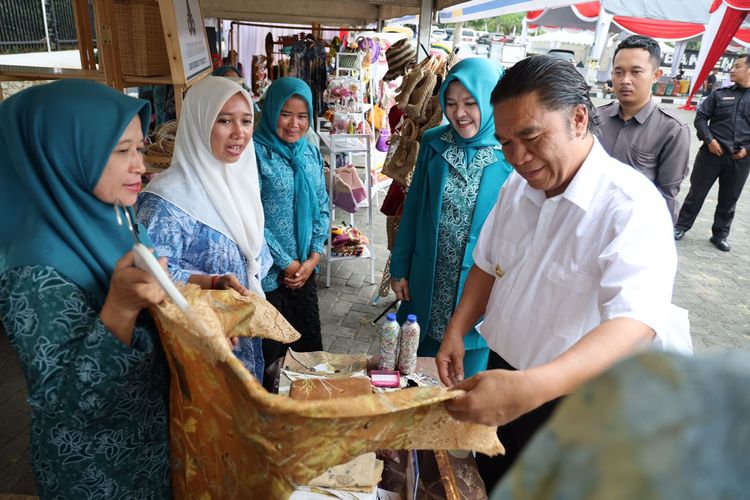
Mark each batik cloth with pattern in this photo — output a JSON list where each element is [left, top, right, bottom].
[[390, 58, 512, 377], [0, 79, 170, 498], [136, 193, 271, 380], [151, 285, 503, 499], [491, 351, 750, 500]]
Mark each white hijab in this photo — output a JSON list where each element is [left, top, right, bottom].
[[144, 76, 265, 296]]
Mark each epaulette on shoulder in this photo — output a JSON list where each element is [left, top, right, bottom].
[[656, 104, 688, 126]]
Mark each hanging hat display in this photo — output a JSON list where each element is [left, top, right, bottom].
[[383, 38, 417, 81]]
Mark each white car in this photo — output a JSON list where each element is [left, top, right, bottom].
[[460, 28, 477, 46], [431, 28, 448, 40]]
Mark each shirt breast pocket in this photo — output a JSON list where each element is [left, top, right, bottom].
[[630, 146, 658, 171], [714, 99, 734, 118], [490, 238, 518, 278], [540, 261, 596, 335]]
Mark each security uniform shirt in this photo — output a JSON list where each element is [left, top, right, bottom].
[[695, 84, 750, 154], [598, 98, 690, 222]]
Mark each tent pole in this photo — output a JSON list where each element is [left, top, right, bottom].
[[417, 0, 434, 63], [520, 18, 529, 46], [588, 11, 612, 63], [671, 40, 688, 77], [452, 21, 464, 52]]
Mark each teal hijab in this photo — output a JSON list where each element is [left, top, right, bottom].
[[436, 58, 504, 162], [254, 77, 319, 261], [0, 79, 151, 302], [212, 65, 243, 77]]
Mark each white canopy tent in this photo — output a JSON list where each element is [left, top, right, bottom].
[[201, 0, 444, 26], [438, 0, 584, 23]]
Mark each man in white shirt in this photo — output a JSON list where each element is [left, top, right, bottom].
[[435, 55, 677, 490]]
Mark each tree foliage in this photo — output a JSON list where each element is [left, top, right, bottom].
[[438, 13, 525, 34]]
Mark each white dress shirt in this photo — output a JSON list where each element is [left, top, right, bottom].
[[473, 138, 677, 370]]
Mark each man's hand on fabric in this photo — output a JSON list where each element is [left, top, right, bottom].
[[445, 369, 540, 427]]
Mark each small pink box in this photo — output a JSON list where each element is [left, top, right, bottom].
[[370, 370, 401, 388]]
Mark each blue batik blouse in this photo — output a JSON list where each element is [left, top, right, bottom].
[[136, 192, 271, 380], [256, 142, 330, 293]]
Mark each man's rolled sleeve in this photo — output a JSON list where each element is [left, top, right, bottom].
[[472, 203, 499, 276], [597, 196, 677, 339]]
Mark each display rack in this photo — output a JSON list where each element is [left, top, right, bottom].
[[317, 131, 375, 288], [0, 0, 212, 116]]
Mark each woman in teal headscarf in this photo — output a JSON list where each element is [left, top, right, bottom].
[[0, 80, 170, 498], [254, 77, 330, 368], [213, 64, 243, 78], [390, 58, 513, 377], [212, 64, 257, 112]]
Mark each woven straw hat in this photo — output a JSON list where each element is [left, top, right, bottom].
[[383, 39, 417, 81]]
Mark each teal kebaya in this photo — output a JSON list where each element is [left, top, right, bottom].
[[390, 58, 513, 377], [0, 80, 170, 498]]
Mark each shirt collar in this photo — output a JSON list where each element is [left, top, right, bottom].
[[632, 98, 657, 124], [560, 137, 603, 211], [611, 98, 656, 124]]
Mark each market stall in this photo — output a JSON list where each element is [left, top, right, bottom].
[[1, 1, 499, 497]]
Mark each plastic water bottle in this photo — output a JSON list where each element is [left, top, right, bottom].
[[378, 313, 400, 370], [398, 314, 420, 375]]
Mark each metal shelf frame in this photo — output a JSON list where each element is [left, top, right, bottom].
[[317, 131, 376, 288]]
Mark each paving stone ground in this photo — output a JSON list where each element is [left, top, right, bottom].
[[1, 100, 748, 495]]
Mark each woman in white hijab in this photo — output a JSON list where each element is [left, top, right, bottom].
[[137, 76, 270, 380]]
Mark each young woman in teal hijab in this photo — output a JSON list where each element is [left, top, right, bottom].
[[390, 58, 514, 377], [254, 77, 330, 369], [212, 64, 257, 110], [0, 80, 170, 497]]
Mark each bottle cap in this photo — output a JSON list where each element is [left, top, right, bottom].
[[406, 314, 417, 322], [386, 313, 397, 321]]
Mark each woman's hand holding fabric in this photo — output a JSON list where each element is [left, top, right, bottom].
[[100, 250, 167, 345], [390, 278, 410, 301], [215, 274, 251, 296]]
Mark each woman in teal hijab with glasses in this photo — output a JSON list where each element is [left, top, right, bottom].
[[0, 80, 170, 498], [254, 77, 330, 369], [390, 58, 513, 377]]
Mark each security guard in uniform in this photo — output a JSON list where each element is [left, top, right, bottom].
[[674, 54, 750, 252], [598, 35, 690, 223]]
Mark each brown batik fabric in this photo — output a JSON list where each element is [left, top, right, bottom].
[[152, 285, 503, 499]]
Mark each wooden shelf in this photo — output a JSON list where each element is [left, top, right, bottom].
[[121, 74, 175, 86], [0, 0, 213, 115], [0, 65, 104, 82]]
